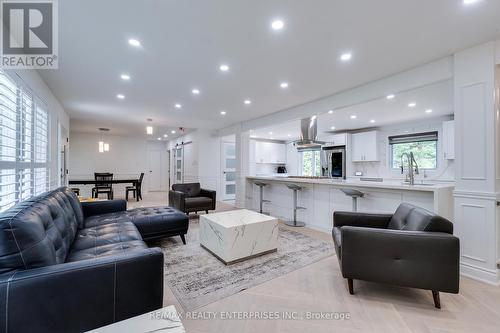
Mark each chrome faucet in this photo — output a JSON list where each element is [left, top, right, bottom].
[[400, 152, 419, 185]]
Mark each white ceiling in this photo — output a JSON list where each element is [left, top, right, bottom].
[[250, 80, 453, 141], [39, 0, 500, 136]]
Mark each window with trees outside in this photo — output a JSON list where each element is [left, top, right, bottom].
[[301, 150, 321, 176], [0, 70, 50, 212], [390, 132, 438, 170]]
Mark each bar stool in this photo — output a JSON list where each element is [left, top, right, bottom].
[[254, 181, 271, 214], [340, 188, 365, 212], [70, 188, 80, 196], [285, 184, 306, 227]]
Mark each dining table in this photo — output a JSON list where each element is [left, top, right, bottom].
[[68, 177, 141, 201]]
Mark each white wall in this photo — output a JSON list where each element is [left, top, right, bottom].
[[69, 132, 167, 197], [7, 69, 70, 189]]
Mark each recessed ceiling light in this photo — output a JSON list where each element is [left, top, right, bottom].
[[340, 52, 353, 62], [175, 103, 182, 109], [164, 134, 168, 138], [269, 131, 273, 135], [171, 130, 176, 134], [250, 135, 257, 139], [270, 137, 274, 140], [271, 19, 285, 31], [117, 94, 125, 99], [287, 134, 292, 137], [408, 102, 417, 108], [192, 89, 200, 95], [350, 115, 357, 119], [425, 109, 433, 113], [370, 119, 376, 123], [463, 0, 480, 5], [244, 99, 252, 105], [157, 137, 162, 141], [120, 74, 130, 81], [220, 111, 226, 115], [219, 64, 229, 72], [280, 82, 289, 89], [386, 94, 395, 100], [330, 126, 336, 130], [328, 110, 334, 114], [128, 39, 141, 47]]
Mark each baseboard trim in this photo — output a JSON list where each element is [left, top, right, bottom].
[[460, 262, 500, 286]]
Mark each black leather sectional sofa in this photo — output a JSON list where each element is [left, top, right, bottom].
[[0, 187, 188, 332]]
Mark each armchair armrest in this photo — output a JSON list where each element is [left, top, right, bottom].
[[341, 226, 459, 293], [333, 211, 393, 229], [81, 199, 127, 218], [0, 248, 164, 333], [200, 188, 216, 210], [169, 190, 185, 212]]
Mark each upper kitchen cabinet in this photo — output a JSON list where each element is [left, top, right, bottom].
[[442, 120, 455, 160], [351, 131, 379, 162], [255, 141, 286, 164]]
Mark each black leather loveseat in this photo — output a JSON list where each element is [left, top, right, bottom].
[[332, 203, 459, 308], [0, 187, 186, 332]]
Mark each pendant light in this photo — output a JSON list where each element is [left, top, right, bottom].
[[98, 128, 110, 153], [146, 118, 153, 135]]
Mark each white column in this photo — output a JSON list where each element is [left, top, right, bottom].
[[453, 41, 500, 285]]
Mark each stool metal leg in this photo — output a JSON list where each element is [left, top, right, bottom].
[[285, 188, 306, 227], [259, 186, 264, 213]]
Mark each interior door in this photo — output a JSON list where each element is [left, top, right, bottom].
[[175, 146, 184, 183], [222, 142, 236, 201], [148, 150, 162, 191]]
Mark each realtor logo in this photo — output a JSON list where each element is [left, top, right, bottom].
[[0, 0, 58, 69]]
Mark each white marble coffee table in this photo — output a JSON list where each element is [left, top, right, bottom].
[[200, 209, 279, 265], [86, 305, 185, 333]]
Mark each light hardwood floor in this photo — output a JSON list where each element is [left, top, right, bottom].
[[124, 192, 500, 333]]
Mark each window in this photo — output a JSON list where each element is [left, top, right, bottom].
[[0, 70, 50, 212], [301, 149, 321, 176], [389, 132, 438, 170]]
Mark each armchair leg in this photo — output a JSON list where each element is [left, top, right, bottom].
[[206, 210, 209, 214], [347, 278, 354, 295], [432, 291, 441, 309], [180, 234, 186, 245]]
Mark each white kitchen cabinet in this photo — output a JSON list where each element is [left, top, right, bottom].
[[255, 141, 286, 164], [351, 131, 379, 162], [332, 133, 347, 146], [442, 120, 455, 160]]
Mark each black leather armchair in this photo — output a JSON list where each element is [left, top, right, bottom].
[[332, 203, 459, 309], [169, 183, 216, 214]]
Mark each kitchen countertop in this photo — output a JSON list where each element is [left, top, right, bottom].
[[246, 176, 455, 192]]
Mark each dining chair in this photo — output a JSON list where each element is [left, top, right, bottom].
[[92, 173, 114, 199], [126, 172, 144, 201]]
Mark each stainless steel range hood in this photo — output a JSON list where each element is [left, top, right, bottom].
[[294, 116, 325, 150]]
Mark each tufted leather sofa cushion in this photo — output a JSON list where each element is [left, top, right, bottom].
[[387, 203, 453, 233], [0, 187, 83, 274], [172, 182, 201, 197]]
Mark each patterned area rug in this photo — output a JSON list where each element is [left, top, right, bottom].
[[152, 218, 334, 311]]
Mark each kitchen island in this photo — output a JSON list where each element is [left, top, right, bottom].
[[246, 176, 454, 232]]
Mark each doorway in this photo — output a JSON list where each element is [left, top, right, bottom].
[[221, 141, 236, 201], [148, 149, 163, 191]]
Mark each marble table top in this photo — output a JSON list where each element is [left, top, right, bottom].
[[202, 209, 276, 228], [86, 305, 185, 333]]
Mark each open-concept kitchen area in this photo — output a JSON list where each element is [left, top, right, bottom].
[[2, 1, 500, 332], [245, 80, 456, 230]]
